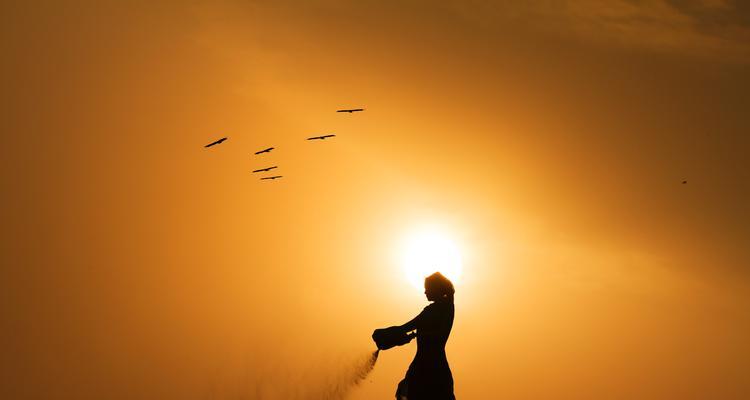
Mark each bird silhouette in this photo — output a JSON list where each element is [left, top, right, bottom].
[[204, 137, 227, 148], [261, 175, 283, 180], [307, 134, 336, 140], [337, 108, 364, 113], [254, 147, 275, 155], [252, 166, 278, 173]]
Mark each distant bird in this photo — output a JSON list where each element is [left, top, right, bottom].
[[337, 108, 364, 113], [252, 166, 278, 173], [254, 147, 274, 155], [682, 180, 688, 184], [307, 134, 336, 140], [261, 175, 283, 180], [204, 137, 227, 148]]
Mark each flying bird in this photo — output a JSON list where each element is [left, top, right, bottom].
[[204, 137, 227, 148], [307, 134, 336, 140], [252, 166, 278, 173], [261, 175, 283, 180], [254, 147, 274, 155], [337, 108, 364, 113]]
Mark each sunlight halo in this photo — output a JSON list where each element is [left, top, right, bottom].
[[401, 228, 463, 290]]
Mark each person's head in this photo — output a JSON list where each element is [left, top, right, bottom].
[[424, 272, 455, 303]]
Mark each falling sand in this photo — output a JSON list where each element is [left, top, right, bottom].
[[352, 350, 379, 385], [243, 349, 380, 400], [317, 350, 380, 400]]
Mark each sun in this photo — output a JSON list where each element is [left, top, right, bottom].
[[401, 228, 463, 290]]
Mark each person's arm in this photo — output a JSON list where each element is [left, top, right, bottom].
[[372, 314, 419, 349], [406, 304, 449, 338], [398, 306, 432, 337], [372, 308, 428, 349], [398, 314, 420, 333]]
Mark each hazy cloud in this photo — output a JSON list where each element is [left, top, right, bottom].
[[454, 0, 750, 61]]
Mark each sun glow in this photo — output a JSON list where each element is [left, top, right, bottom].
[[401, 228, 463, 290]]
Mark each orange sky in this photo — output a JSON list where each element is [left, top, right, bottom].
[[2, 1, 749, 399]]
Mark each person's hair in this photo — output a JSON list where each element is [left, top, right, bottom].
[[425, 272, 455, 303]]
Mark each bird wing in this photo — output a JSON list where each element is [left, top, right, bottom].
[[205, 138, 224, 147]]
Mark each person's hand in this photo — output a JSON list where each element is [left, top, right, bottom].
[[392, 330, 414, 346]]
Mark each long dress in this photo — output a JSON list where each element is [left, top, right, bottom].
[[397, 301, 455, 400]]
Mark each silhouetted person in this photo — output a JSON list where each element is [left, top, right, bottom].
[[373, 272, 456, 400]]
